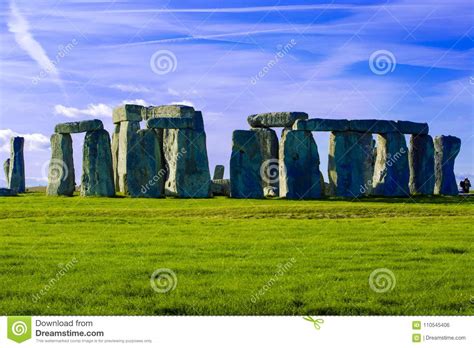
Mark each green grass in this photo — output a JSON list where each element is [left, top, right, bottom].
[[0, 193, 472, 315]]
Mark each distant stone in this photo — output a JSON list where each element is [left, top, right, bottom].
[[230, 130, 264, 198], [147, 117, 194, 129], [397, 121, 428, 135], [81, 129, 115, 197], [213, 165, 225, 180], [117, 121, 140, 193], [3, 158, 10, 185], [247, 112, 308, 128], [328, 131, 374, 197], [0, 188, 16, 196], [349, 119, 397, 134], [111, 124, 120, 192], [293, 118, 349, 132], [211, 179, 230, 196], [55, 119, 103, 134], [279, 130, 322, 199], [112, 104, 143, 123], [434, 135, 461, 195], [372, 133, 410, 196], [46, 133, 75, 196], [127, 129, 165, 198], [142, 104, 195, 120], [409, 134, 434, 195], [8, 137, 25, 193], [263, 186, 278, 198], [251, 128, 279, 193], [164, 129, 211, 198]]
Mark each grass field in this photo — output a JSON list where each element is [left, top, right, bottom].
[[0, 192, 472, 316]]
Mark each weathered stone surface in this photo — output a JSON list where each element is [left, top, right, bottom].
[[112, 104, 143, 123], [279, 130, 322, 199], [81, 129, 115, 197], [8, 137, 25, 193], [248, 112, 308, 128], [293, 118, 350, 132], [372, 133, 410, 196], [142, 104, 195, 120], [117, 121, 140, 193], [409, 134, 434, 195], [251, 128, 279, 193], [55, 119, 103, 134], [164, 129, 211, 198], [397, 121, 428, 135], [349, 119, 397, 134], [263, 186, 278, 198], [127, 129, 165, 198], [230, 130, 264, 198], [111, 124, 120, 192], [434, 135, 461, 195], [213, 165, 225, 180], [211, 179, 230, 196], [0, 188, 16, 196], [3, 158, 10, 185], [46, 133, 75, 196], [147, 117, 194, 129], [328, 131, 374, 197]]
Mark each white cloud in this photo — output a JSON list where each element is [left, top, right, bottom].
[[171, 100, 195, 107], [0, 129, 49, 153], [112, 84, 152, 93], [120, 99, 149, 106], [54, 103, 112, 118]]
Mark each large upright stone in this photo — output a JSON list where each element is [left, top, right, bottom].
[[434, 135, 461, 195], [81, 129, 115, 197], [117, 121, 140, 193], [230, 130, 264, 198], [147, 117, 194, 129], [163, 128, 211, 198], [111, 124, 120, 192], [127, 129, 165, 198], [213, 165, 225, 180], [372, 133, 409, 196], [247, 112, 308, 128], [279, 130, 322, 199], [55, 119, 103, 134], [3, 158, 10, 185], [46, 133, 75, 196], [113, 104, 143, 124], [251, 128, 279, 191], [8, 137, 25, 193], [328, 131, 374, 197], [409, 134, 434, 195]]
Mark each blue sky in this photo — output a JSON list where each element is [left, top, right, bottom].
[[0, 0, 473, 186]]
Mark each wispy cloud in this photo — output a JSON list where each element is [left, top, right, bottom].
[[111, 84, 152, 93], [0, 129, 49, 153], [54, 103, 112, 118]]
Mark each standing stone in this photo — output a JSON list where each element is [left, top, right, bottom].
[[8, 137, 25, 193], [46, 134, 75, 196], [230, 130, 264, 198], [279, 130, 322, 199], [81, 129, 115, 197], [434, 135, 461, 195], [213, 165, 225, 180], [117, 121, 140, 194], [127, 129, 165, 198], [211, 179, 230, 196], [328, 132, 374, 197], [164, 128, 211, 198], [372, 133, 409, 196], [111, 124, 120, 192], [113, 104, 143, 123], [409, 134, 435, 195], [252, 128, 279, 193], [3, 158, 10, 186]]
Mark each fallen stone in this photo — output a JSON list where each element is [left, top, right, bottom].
[[279, 130, 322, 199], [211, 179, 230, 196], [213, 165, 225, 180], [263, 186, 278, 198], [396, 121, 429, 135], [372, 133, 410, 196], [293, 118, 350, 132], [111, 124, 120, 192], [0, 188, 16, 196], [409, 134, 434, 195], [147, 117, 194, 129], [247, 112, 308, 128], [46, 133, 75, 196], [251, 128, 279, 193], [349, 119, 397, 134], [8, 137, 25, 193], [230, 130, 264, 198], [112, 104, 143, 124], [328, 131, 374, 197], [117, 121, 140, 193], [434, 135, 461, 195], [164, 128, 212, 198], [3, 158, 10, 185], [55, 119, 103, 134], [127, 129, 165, 198]]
